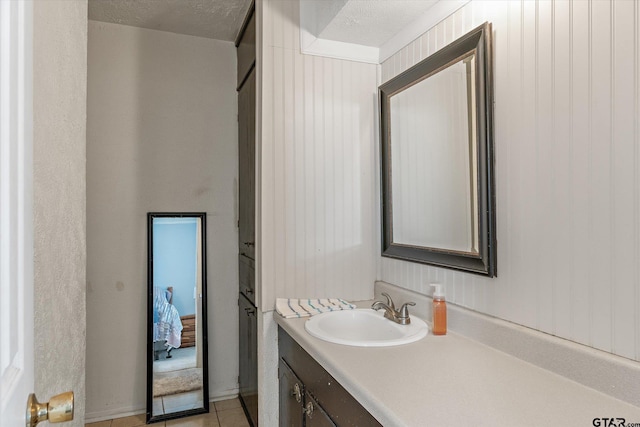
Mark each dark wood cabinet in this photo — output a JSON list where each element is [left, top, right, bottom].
[[239, 293, 258, 425], [278, 328, 382, 427], [237, 5, 257, 426], [278, 359, 305, 427], [236, 11, 255, 89], [303, 391, 336, 427], [237, 67, 256, 261], [239, 254, 255, 304], [279, 359, 336, 427]]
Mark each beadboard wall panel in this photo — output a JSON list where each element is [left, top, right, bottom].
[[379, 0, 640, 362], [260, 0, 378, 312]]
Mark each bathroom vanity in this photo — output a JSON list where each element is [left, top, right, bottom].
[[275, 298, 640, 427], [278, 328, 382, 426]]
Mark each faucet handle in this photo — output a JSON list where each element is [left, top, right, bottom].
[[398, 302, 416, 319], [381, 292, 396, 310]]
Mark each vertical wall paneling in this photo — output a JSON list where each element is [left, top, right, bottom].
[[260, 0, 377, 312], [635, 0, 640, 362], [589, 0, 613, 353], [535, 0, 553, 333], [519, 0, 538, 329], [552, 0, 572, 341], [612, 0, 636, 360], [491, 0, 509, 319], [571, 0, 591, 349], [379, 0, 640, 362]]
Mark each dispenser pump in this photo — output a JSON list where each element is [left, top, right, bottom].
[[430, 284, 447, 335], [431, 284, 445, 299]]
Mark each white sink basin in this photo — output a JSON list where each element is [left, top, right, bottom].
[[304, 308, 428, 347]]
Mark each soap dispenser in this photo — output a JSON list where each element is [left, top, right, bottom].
[[430, 284, 447, 335]]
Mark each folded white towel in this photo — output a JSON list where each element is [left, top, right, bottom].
[[276, 298, 356, 318]]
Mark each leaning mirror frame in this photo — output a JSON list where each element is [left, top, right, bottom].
[[379, 22, 496, 277], [147, 212, 210, 423]]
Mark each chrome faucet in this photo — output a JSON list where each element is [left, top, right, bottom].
[[371, 292, 416, 325]]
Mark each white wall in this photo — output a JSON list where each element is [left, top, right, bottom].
[[86, 21, 238, 419], [379, 0, 640, 362], [258, 0, 379, 422], [34, 1, 87, 425], [256, 0, 378, 425], [259, 0, 378, 312]]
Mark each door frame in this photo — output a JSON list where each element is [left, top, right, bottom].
[[0, 0, 34, 424]]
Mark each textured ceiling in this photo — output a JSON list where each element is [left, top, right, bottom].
[[88, 0, 252, 41], [311, 0, 440, 47]]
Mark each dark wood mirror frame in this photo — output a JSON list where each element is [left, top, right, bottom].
[[147, 212, 209, 423], [379, 22, 496, 277]]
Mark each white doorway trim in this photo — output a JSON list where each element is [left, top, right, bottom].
[[0, 0, 34, 424]]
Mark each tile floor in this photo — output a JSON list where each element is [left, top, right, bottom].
[[86, 398, 250, 427]]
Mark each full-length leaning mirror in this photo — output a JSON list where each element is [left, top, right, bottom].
[[147, 213, 209, 423], [380, 22, 496, 276]]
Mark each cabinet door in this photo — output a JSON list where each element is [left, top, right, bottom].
[[238, 254, 255, 304], [238, 68, 256, 260], [236, 11, 255, 86], [239, 294, 258, 426], [278, 360, 304, 427], [304, 391, 336, 427]]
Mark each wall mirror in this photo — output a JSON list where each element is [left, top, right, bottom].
[[379, 22, 496, 276], [147, 213, 209, 423]]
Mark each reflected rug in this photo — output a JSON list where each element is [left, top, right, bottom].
[[153, 368, 203, 397]]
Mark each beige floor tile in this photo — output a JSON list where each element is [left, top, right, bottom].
[[165, 412, 219, 427], [88, 397, 248, 427], [110, 414, 147, 427], [213, 398, 241, 412], [217, 407, 249, 427]]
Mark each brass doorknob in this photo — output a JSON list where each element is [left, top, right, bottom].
[[26, 391, 74, 426]]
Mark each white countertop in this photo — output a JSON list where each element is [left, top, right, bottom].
[[275, 301, 640, 427]]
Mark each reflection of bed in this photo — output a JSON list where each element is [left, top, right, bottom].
[[153, 286, 183, 360]]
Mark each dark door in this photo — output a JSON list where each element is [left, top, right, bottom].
[[278, 360, 304, 427], [238, 68, 256, 260], [239, 294, 258, 426]]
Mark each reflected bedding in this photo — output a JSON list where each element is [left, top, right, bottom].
[[153, 286, 183, 350]]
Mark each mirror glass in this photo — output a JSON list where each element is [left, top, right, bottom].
[[147, 213, 209, 422], [390, 53, 478, 254], [380, 22, 496, 276]]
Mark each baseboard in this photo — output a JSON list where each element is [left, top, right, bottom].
[[210, 392, 239, 403], [85, 405, 145, 424], [85, 391, 240, 423]]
